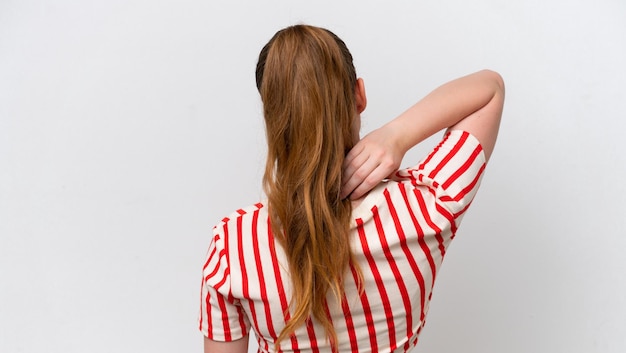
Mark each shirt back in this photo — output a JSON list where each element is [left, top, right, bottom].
[[200, 130, 486, 353]]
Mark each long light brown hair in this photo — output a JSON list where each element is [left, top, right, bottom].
[[255, 25, 362, 350]]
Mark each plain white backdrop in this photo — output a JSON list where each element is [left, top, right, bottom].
[[1, 0, 625, 352]]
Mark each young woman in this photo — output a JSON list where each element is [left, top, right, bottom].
[[200, 24, 504, 353]]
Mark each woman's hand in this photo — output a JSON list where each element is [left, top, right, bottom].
[[341, 126, 405, 200]]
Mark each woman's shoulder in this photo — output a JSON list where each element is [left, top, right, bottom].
[[212, 201, 269, 230], [350, 180, 401, 221]]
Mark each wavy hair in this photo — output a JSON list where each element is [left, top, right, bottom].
[[255, 25, 362, 350]]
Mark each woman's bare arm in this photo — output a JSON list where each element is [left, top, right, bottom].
[[341, 69, 505, 200], [203, 335, 249, 353]]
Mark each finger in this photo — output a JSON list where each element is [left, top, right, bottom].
[[342, 145, 366, 180], [349, 155, 401, 200], [348, 164, 391, 200], [342, 149, 371, 188], [343, 142, 365, 168], [341, 156, 380, 199]]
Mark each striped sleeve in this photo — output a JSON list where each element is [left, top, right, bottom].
[[399, 130, 486, 219], [199, 221, 250, 341]]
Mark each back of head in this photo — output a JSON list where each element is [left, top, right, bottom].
[[256, 25, 358, 168], [255, 25, 360, 350]]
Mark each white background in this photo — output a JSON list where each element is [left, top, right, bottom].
[[1, 0, 625, 352]]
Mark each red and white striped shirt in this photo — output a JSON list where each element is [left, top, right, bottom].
[[200, 130, 486, 352]]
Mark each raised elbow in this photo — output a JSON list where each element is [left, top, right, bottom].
[[482, 69, 505, 95]]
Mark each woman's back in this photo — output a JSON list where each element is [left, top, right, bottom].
[[201, 130, 487, 353]]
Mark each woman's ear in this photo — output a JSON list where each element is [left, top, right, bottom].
[[355, 78, 367, 113]]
